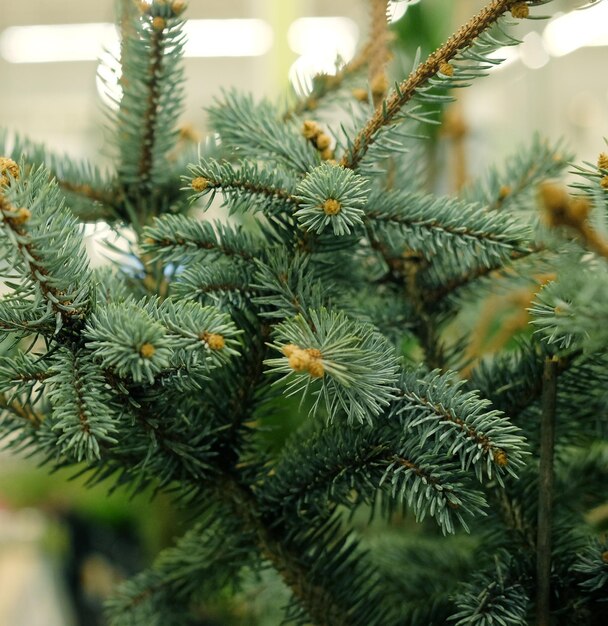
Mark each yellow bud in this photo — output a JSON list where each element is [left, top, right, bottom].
[[598, 152, 608, 171], [281, 344, 299, 357], [601, 175, 608, 190], [205, 333, 225, 350], [510, 3, 529, 19], [498, 185, 511, 200], [320, 147, 334, 161], [322, 198, 341, 215], [439, 62, 454, 77], [315, 133, 331, 151], [307, 359, 325, 378], [9, 207, 31, 225], [493, 449, 508, 467], [0, 157, 20, 187], [352, 88, 369, 103], [370, 74, 388, 96], [191, 176, 209, 192], [289, 350, 311, 372], [140, 343, 156, 359], [302, 120, 320, 140], [305, 348, 322, 359], [569, 197, 591, 223]]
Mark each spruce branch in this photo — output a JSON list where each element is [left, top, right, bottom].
[[141, 214, 261, 263], [185, 158, 297, 215], [0, 162, 92, 328], [341, 0, 534, 170], [399, 370, 528, 481], [113, 2, 186, 193]]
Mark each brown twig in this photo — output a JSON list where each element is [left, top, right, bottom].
[[368, 0, 390, 107], [341, 0, 526, 169]]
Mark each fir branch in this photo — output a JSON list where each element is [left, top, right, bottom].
[[341, 0, 532, 169]]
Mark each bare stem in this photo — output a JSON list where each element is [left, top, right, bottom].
[[536, 355, 558, 626]]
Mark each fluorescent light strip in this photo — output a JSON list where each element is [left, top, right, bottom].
[[0, 19, 273, 63]]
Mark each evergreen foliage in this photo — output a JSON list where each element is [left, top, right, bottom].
[[0, 0, 606, 624]]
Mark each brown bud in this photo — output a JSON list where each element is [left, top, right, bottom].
[[320, 147, 334, 161], [315, 133, 331, 151], [370, 74, 388, 97], [171, 0, 187, 16], [302, 120, 320, 140], [493, 449, 508, 467], [152, 16, 166, 32], [598, 152, 608, 171], [510, 3, 529, 19], [498, 185, 511, 200], [352, 88, 369, 103], [601, 175, 608, 190], [9, 207, 31, 225]]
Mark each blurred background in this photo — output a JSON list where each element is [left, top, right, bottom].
[[0, 0, 607, 624]]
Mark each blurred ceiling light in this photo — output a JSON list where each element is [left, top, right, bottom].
[[0, 23, 117, 63], [0, 19, 273, 64], [184, 19, 273, 57], [543, 3, 608, 57], [519, 31, 549, 70], [287, 17, 358, 96], [288, 17, 358, 59]]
